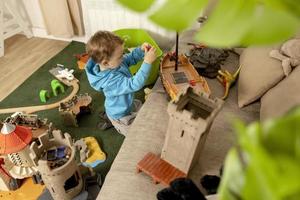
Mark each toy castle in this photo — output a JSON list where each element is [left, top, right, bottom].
[[161, 87, 224, 174]]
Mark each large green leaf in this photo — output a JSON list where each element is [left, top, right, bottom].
[[116, 0, 155, 12], [264, 0, 300, 18], [195, 0, 256, 47], [240, 6, 299, 45], [220, 107, 300, 200], [262, 107, 300, 159], [149, 0, 208, 31], [218, 149, 245, 200]]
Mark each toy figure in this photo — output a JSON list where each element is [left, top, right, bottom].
[[217, 65, 242, 100]]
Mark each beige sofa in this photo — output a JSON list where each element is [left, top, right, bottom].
[[96, 28, 260, 200]]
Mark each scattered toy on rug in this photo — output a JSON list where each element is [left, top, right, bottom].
[[217, 65, 242, 100], [270, 38, 300, 76], [56, 66, 75, 81], [83, 137, 106, 167], [59, 93, 92, 127], [51, 79, 65, 96], [187, 44, 230, 78], [157, 178, 206, 200], [74, 53, 89, 70]]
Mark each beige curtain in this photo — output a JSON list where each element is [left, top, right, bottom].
[[39, 0, 84, 38]]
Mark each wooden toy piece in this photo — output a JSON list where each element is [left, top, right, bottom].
[[51, 79, 65, 96], [137, 152, 186, 186], [160, 53, 211, 101], [59, 93, 92, 127], [39, 89, 50, 103], [0, 78, 79, 115], [217, 65, 242, 100], [161, 87, 224, 174]]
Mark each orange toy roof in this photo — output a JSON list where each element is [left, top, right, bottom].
[[0, 123, 32, 154]]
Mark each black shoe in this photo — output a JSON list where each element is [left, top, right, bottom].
[[97, 111, 113, 130], [157, 188, 181, 200], [170, 178, 206, 200], [200, 175, 220, 195]]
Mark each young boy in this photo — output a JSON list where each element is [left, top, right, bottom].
[[85, 31, 157, 136]]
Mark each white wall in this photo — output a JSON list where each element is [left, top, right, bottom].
[[15, 0, 173, 43], [19, 0, 85, 42]]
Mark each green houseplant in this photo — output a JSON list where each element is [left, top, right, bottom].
[[219, 107, 300, 200], [116, 0, 300, 47]]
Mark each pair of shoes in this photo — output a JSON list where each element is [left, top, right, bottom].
[[97, 111, 113, 130], [157, 178, 206, 200]]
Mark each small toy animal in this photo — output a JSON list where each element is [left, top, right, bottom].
[[270, 39, 300, 76], [217, 65, 242, 100]]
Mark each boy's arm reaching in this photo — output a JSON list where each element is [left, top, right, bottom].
[[122, 47, 144, 67]]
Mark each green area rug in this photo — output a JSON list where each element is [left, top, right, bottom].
[[0, 41, 145, 178]]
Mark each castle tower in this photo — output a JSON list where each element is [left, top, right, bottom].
[[0, 123, 37, 178], [30, 129, 83, 200], [161, 87, 223, 174]]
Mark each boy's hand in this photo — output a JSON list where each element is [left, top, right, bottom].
[[142, 43, 151, 52], [144, 46, 157, 64]]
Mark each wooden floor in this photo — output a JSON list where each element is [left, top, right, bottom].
[[0, 35, 68, 102]]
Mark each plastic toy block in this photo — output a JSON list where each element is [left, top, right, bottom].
[[51, 79, 65, 96], [136, 152, 186, 186], [83, 137, 106, 168], [39, 90, 50, 103]]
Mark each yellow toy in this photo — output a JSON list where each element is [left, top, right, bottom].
[[83, 137, 106, 168], [217, 65, 242, 100]]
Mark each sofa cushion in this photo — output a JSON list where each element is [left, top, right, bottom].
[[238, 46, 284, 108], [260, 66, 300, 121], [97, 80, 169, 200]]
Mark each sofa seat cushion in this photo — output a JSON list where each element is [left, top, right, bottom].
[[260, 66, 300, 121], [97, 80, 169, 200]]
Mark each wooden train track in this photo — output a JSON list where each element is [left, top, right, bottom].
[[0, 80, 79, 114]]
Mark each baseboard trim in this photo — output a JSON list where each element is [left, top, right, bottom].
[[31, 27, 87, 43]]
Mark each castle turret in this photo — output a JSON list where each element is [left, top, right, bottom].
[[161, 87, 223, 174], [30, 129, 83, 200]]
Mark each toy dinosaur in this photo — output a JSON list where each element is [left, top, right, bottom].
[[269, 39, 300, 76], [217, 65, 242, 100]]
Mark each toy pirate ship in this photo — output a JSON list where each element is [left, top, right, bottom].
[[160, 33, 210, 101]]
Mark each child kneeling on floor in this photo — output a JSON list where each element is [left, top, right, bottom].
[[85, 31, 157, 136]]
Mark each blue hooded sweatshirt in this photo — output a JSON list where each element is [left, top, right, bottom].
[[85, 47, 151, 120]]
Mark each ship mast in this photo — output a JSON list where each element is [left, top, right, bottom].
[[175, 32, 179, 71]]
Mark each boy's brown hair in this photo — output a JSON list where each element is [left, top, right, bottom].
[[86, 31, 123, 63]]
